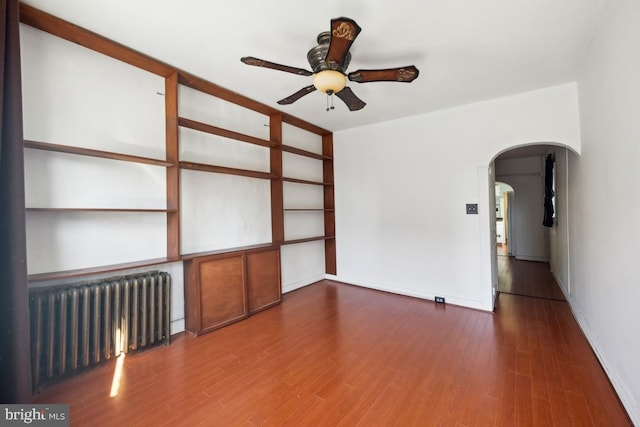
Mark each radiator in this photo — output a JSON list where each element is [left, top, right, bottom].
[[29, 271, 171, 392]]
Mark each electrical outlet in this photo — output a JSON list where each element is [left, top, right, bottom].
[[435, 296, 445, 304], [466, 204, 478, 214]]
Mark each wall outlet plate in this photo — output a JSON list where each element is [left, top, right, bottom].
[[466, 204, 478, 214], [435, 296, 445, 304]]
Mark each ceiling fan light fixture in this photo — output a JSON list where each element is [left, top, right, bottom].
[[313, 70, 346, 94]]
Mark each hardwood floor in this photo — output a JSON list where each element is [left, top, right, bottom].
[[34, 280, 630, 426], [498, 255, 566, 301], [497, 243, 509, 257]]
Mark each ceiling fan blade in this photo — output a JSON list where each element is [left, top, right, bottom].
[[325, 17, 361, 70], [241, 56, 313, 76], [277, 85, 317, 105], [348, 66, 420, 83], [335, 87, 366, 111]]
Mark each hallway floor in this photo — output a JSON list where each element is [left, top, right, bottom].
[[498, 255, 566, 301]]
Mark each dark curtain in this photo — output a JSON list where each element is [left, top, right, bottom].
[[542, 153, 555, 227], [0, 0, 32, 403]]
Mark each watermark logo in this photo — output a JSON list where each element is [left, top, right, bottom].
[[1, 405, 69, 426]]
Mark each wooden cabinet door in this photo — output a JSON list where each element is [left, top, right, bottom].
[[197, 254, 248, 334], [247, 248, 281, 314], [184, 246, 281, 336]]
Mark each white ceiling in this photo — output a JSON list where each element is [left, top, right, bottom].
[[22, 0, 604, 132]]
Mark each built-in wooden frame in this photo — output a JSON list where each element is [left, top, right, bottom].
[[19, 3, 336, 282]]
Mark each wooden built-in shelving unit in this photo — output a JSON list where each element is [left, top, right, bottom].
[[20, 3, 337, 283]]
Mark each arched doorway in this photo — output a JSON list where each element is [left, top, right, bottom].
[[485, 143, 576, 308]]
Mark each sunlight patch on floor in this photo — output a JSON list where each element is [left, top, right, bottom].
[[110, 327, 126, 398]]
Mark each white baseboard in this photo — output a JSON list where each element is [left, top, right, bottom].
[[551, 270, 570, 296], [170, 318, 185, 335], [559, 288, 638, 425], [515, 255, 548, 262], [324, 274, 490, 311], [282, 274, 326, 294]]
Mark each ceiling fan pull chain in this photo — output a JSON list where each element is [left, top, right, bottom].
[[326, 91, 335, 112]]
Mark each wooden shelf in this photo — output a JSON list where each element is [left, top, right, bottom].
[[281, 236, 335, 245], [178, 117, 275, 148], [28, 243, 280, 283], [181, 243, 277, 260], [282, 177, 333, 186], [180, 161, 278, 180], [27, 257, 179, 283], [281, 145, 331, 161], [26, 207, 176, 213], [284, 208, 333, 212], [281, 114, 330, 137], [24, 140, 174, 167]]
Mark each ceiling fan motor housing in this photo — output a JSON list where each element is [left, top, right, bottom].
[[307, 32, 351, 73]]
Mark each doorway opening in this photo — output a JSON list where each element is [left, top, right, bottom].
[[495, 182, 513, 257], [488, 143, 573, 305]]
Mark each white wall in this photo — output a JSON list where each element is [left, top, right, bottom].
[[571, 0, 640, 423], [21, 24, 168, 275], [495, 156, 547, 262], [20, 25, 166, 159], [178, 85, 273, 255], [333, 83, 581, 311]]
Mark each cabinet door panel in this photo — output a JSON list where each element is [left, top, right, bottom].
[[199, 255, 247, 332], [247, 249, 281, 314]]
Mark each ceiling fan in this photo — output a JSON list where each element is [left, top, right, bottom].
[[241, 17, 419, 111]]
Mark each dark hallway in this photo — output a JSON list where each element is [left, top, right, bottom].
[[497, 253, 565, 301]]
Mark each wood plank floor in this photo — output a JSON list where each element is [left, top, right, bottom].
[[34, 279, 630, 426], [498, 255, 566, 301]]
